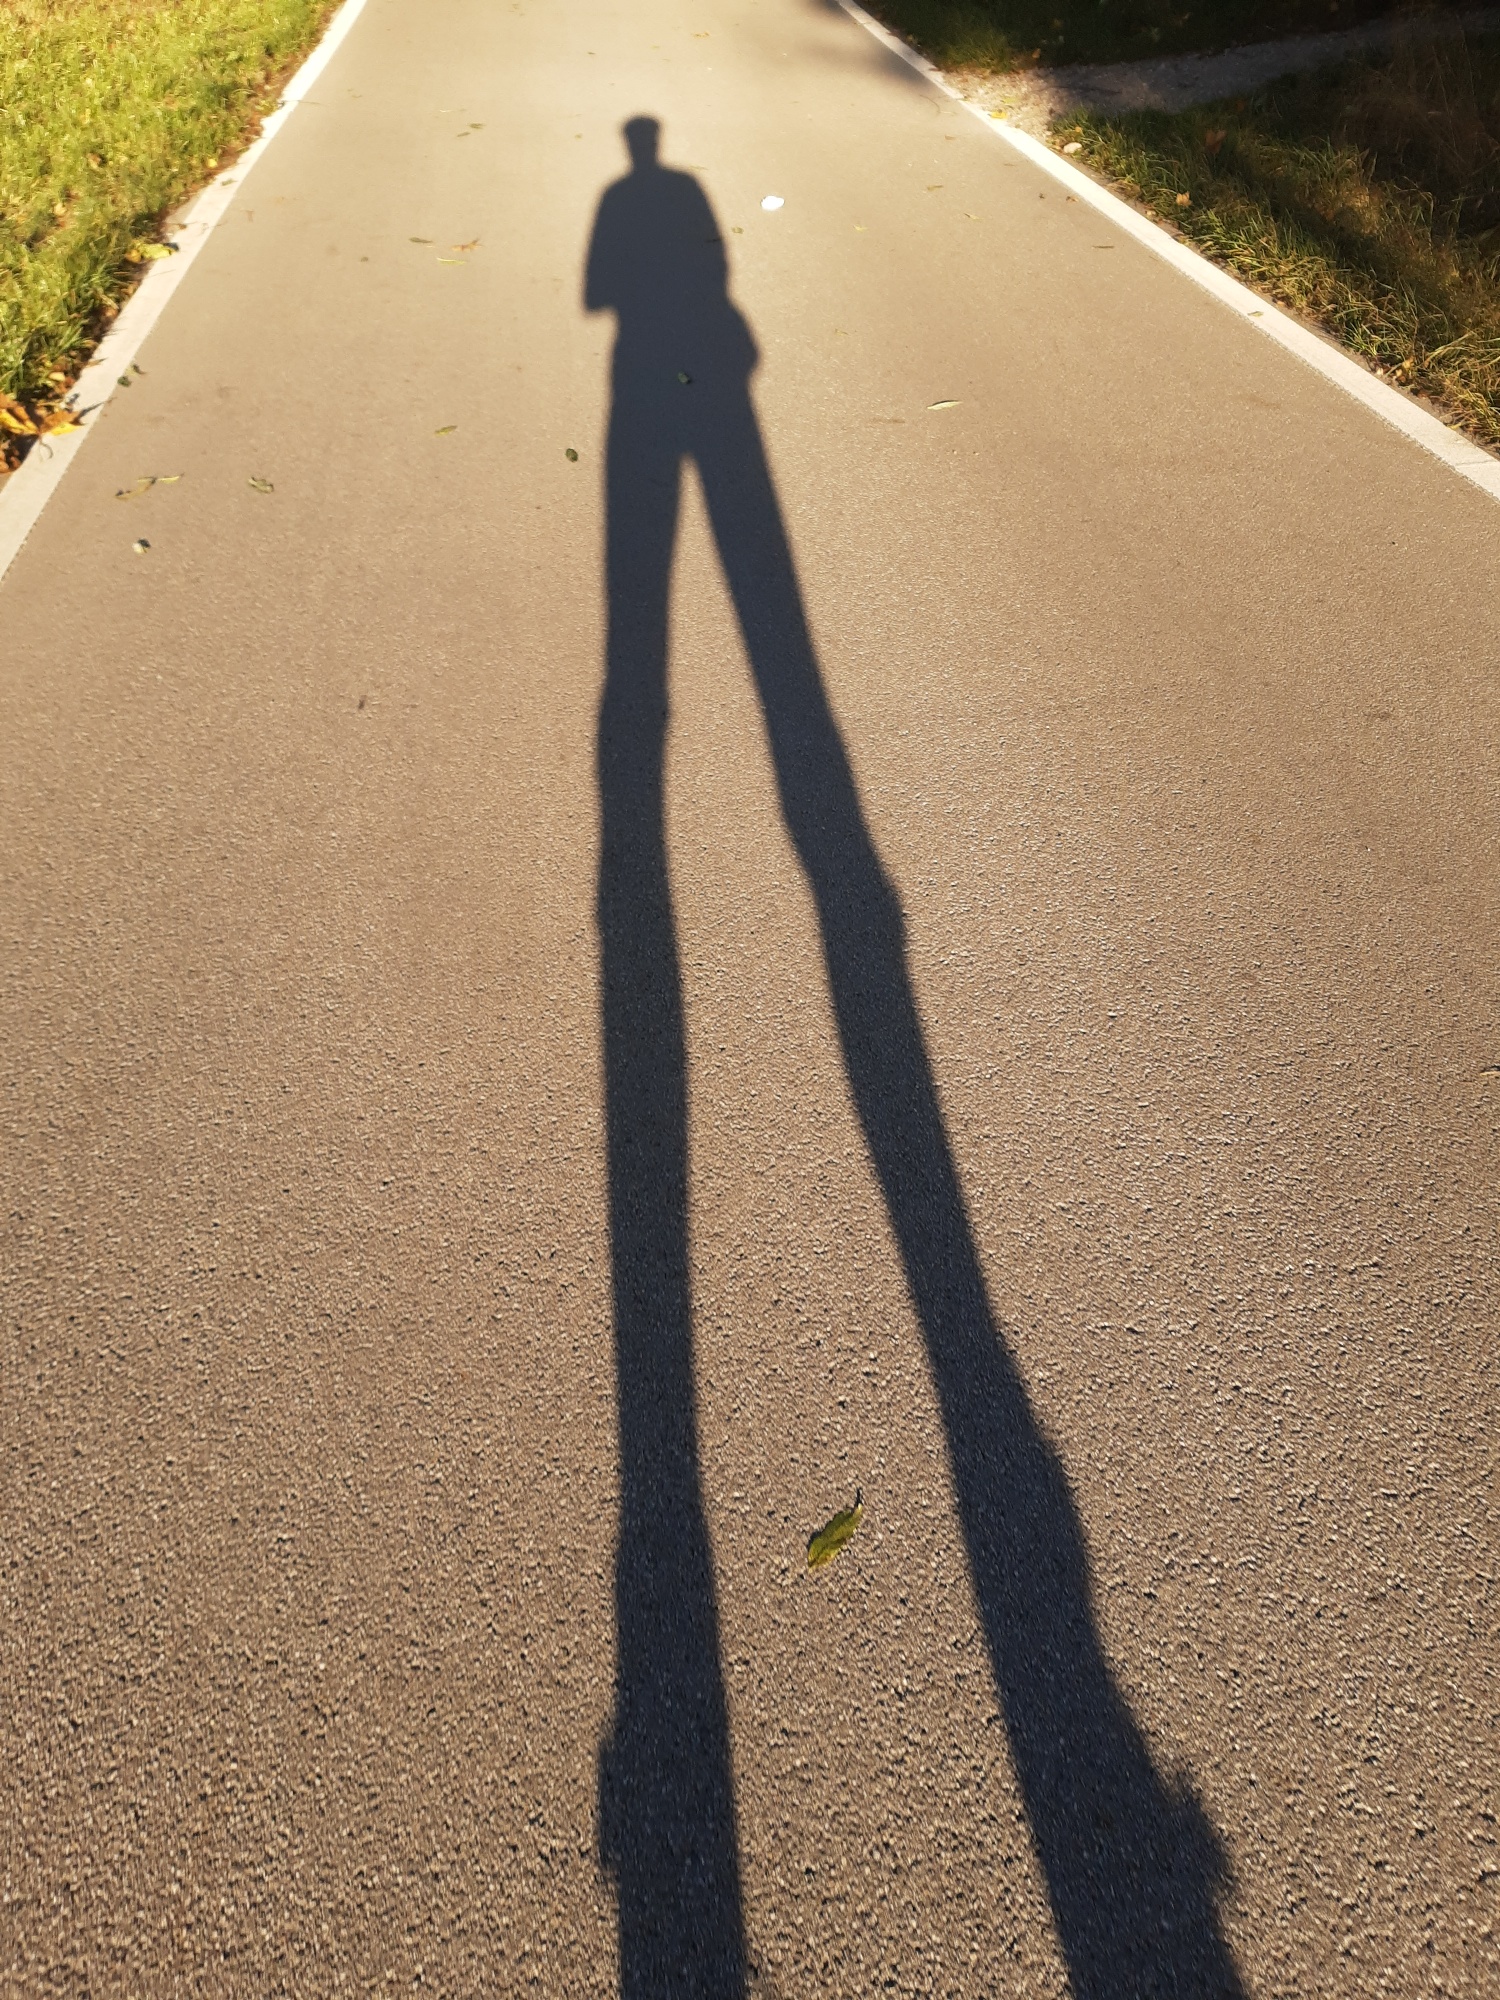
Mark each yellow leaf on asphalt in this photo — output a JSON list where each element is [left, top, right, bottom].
[[807, 1491, 863, 1570], [248, 476, 274, 493], [115, 472, 180, 498], [928, 399, 960, 409], [434, 424, 457, 435], [452, 238, 480, 251]]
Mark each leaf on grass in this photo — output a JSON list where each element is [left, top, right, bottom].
[[565, 447, 579, 461], [1175, 191, 1192, 207], [434, 424, 458, 435], [248, 476, 274, 493], [127, 240, 178, 262], [2, 395, 83, 439], [927, 399, 960, 409], [807, 1491, 863, 1571]]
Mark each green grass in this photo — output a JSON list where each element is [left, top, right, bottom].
[[1060, 27, 1500, 447], [868, 0, 1406, 73], [0, 0, 339, 450]]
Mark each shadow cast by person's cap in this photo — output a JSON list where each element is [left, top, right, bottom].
[[585, 114, 1245, 2000]]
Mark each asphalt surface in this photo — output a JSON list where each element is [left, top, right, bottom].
[[3, 0, 1499, 1994]]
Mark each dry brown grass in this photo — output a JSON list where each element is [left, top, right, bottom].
[[1066, 22, 1500, 447]]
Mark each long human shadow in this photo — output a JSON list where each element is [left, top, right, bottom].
[[586, 117, 1245, 2000]]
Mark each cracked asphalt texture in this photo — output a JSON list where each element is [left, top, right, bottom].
[[2, 0, 1498, 1994]]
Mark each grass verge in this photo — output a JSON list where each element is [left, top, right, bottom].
[[867, 0, 1407, 74], [1, 0, 340, 462], [1060, 25, 1500, 447]]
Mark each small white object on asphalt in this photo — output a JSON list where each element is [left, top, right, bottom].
[[761, 194, 784, 210], [132, 539, 150, 554]]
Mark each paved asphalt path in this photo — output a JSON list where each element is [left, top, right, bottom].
[[4, 0, 1499, 1994]]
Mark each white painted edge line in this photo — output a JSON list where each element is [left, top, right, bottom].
[[834, 0, 1500, 506], [0, 0, 373, 587]]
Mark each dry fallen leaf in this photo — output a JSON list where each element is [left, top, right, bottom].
[[1176, 191, 1192, 207], [1, 395, 84, 440], [452, 238, 480, 251], [434, 424, 458, 435], [565, 447, 579, 461], [248, 476, 274, 493], [437, 256, 467, 264], [807, 1492, 863, 1570], [928, 399, 960, 409]]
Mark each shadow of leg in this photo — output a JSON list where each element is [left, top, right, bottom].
[[596, 402, 747, 2000], [697, 395, 1244, 2000]]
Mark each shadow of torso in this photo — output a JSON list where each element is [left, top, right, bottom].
[[586, 162, 758, 418]]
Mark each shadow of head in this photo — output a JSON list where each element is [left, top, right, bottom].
[[622, 114, 661, 169]]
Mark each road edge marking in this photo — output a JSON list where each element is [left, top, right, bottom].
[[833, 0, 1500, 506], [0, 0, 374, 588]]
